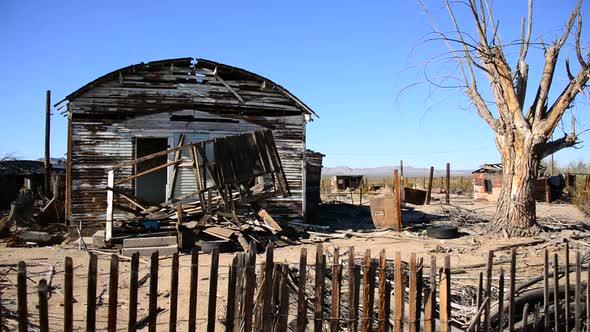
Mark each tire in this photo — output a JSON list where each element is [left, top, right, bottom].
[[426, 225, 459, 239]]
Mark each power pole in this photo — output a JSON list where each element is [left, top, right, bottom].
[[44, 90, 52, 198]]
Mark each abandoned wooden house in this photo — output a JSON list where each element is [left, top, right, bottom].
[[57, 57, 318, 236], [330, 175, 364, 193], [472, 163, 550, 202]]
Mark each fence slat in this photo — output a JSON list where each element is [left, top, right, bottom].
[[314, 243, 325, 332], [207, 249, 220, 332], [439, 256, 451, 332], [348, 246, 357, 332], [508, 249, 516, 332], [394, 252, 404, 332], [149, 251, 159, 332], [586, 263, 590, 332], [169, 253, 179, 332], [188, 250, 199, 332], [497, 268, 504, 331], [362, 249, 373, 332], [129, 252, 139, 332], [575, 251, 581, 332], [354, 264, 362, 332], [475, 272, 483, 332], [297, 248, 308, 332], [543, 249, 549, 330], [553, 253, 559, 332], [225, 256, 237, 332], [522, 303, 530, 332], [278, 264, 289, 332], [262, 243, 275, 331], [378, 249, 387, 332], [484, 250, 493, 332], [108, 254, 119, 332], [409, 253, 418, 332], [37, 278, 49, 332], [331, 247, 341, 332], [64, 256, 73, 332], [244, 243, 257, 332], [424, 256, 436, 332], [566, 243, 571, 332], [86, 253, 97, 332]]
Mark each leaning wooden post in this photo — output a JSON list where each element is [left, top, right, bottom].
[[314, 244, 325, 332], [445, 162, 450, 204], [426, 167, 434, 204], [330, 248, 341, 332], [44, 90, 52, 198], [64, 256, 74, 332], [378, 249, 387, 332], [297, 248, 308, 332], [394, 170, 402, 231], [38, 279, 49, 332], [394, 252, 404, 332], [106, 169, 115, 243], [108, 254, 119, 332], [169, 253, 179, 332], [207, 249, 220, 332], [17, 262, 28, 332], [86, 253, 98, 332], [149, 251, 159, 332], [129, 252, 139, 332], [440, 256, 451, 332]]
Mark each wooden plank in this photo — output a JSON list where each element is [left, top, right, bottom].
[[278, 264, 289, 332], [108, 254, 119, 332], [409, 253, 418, 332], [225, 256, 237, 332], [440, 256, 451, 332], [362, 249, 373, 332], [297, 248, 308, 332], [466, 297, 489, 332], [188, 250, 199, 332], [575, 251, 581, 332], [424, 256, 436, 332], [129, 252, 139, 332], [203, 226, 236, 240], [243, 242, 257, 332], [123, 236, 178, 248], [378, 249, 388, 332], [207, 249, 220, 332], [348, 247, 357, 332], [484, 250, 493, 332], [497, 268, 505, 331], [262, 243, 275, 331], [394, 252, 404, 332], [553, 253, 559, 332], [522, 303, 530, 332], [106, 170, 114, 242], [586, 261, 590, 332], [64, 256, 74, 332], [543, 249, 549, 330], [331, 247, 341, 332], [508, 249, 516, 332], [149, 251, 159, 332], [257, 209, 283, 234], [115, 160, 180, 185], [38, 279, 49, 332], [176, 205, 183, 250], [566, 243, 571, 332], [475, 273, 483, 332], [314, 244, 325, 332], [426, 166, 434, 204], [86, 254, 98, 332], [169, 253, 179, 332], [445, 162, 450, 204], [167, 133, 185, 201], [394, 170, 402, 231]]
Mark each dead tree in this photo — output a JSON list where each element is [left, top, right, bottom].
[[423, 0, 589, 236]]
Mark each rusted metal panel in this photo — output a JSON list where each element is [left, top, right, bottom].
[[403, 187, 427, 205], [369, 196, 399, 229]]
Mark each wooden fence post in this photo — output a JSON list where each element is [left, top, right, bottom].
[[394, 170, 402, 231], [108, 254, 119, 332], [424, 256, 436, 332], [445, 163, 450, 204], [262, 243, 275, 331], [362, 249, 374, 332], [575, 251, 581, 332], [129, 252, 139, 332], [497, 268, 505, 331], [543, 249, 549, 330], [86, 253, 98, 332], [38, 279, 49, 332], [508, 249, 516, 332], [207, 249, 220, 332], [297, 248, 308, 331], [348, 247, 357, 332], [278, 264, 289, 332], [426, 167, 434, 204], [243, 242, 256, 332], [188, 250, 199, 332], [149, 251, 159, 332], [106, 169, 114, 242], [64, 256, 74, 332], [378, 250, 387, 332], [394, 252, 404, 332], [409, 253, 418, 332], [331, 248, 341, 332], [522, 303, 530, 332], [484, 250, 493, 332], [440, 256, 451, 332], [553, 253, 559, 332], [314, 244, 325, 332], [566, 243, 571, 332], [169, 253, 179, 332], [225, 256, 237, 332]]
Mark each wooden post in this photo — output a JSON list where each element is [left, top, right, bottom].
[[44, 90, 51, 198], [176, 205, 183, 251], [440, 256, 451, 332], [545, 178, 551, 203], [348, 247, 357, 332], [409, 253, 418, 332], [314, 244, 325, 332], [38, 279, 49, 332], [522, 303, 530, 332], [400, 160, 404, 186], [64, 256, 74, 332], [566, 243, 571, 332], [508, 249, 516, 332], [378, 249, 387, 332], [188, 250, 199, 332], [445, 162, 450, 204], [484, 250, 493, 332], [575, 251, 581, 332], [362, 249, 373, 332], [424, 256, 436, 332], [331, 248, 341, 332], [86, 253, 98, 332], [278, 264, 289, 332], [394, 170, 402, 231], [262, 244, 275, 331], [108, 254, 119, 332], [476, 273, 483, 332], [17, 262, 27, 332], [497, 268, 505, 331], [297, 248, 308, 332], [426, 167, 434, 204], [225, 256, 238, 332], [243, 242, 257, 332], [586, 262, 590, 332], [169, 253, 179, 332], [129, 252, 139, 332], [543, 249, 549, 330], [394, 252, 404, 332], [553, 253, 559, 332], [106, 170, 114, 243], [207, 249, 220, 332], [149, 251, 159, 332]]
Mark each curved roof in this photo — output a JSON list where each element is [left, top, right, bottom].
[[57, 57, 318, 117]]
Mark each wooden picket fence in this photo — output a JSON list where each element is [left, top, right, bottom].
[[2, 243, 589, 331]]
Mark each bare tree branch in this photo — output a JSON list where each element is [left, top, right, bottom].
[[539, 133, 578, 159]]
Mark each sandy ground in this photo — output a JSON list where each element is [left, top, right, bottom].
[[1, 193, 589, 330]]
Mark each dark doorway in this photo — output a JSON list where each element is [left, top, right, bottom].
[[136, 137, 168, 204]]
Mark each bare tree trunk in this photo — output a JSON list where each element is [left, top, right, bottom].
[[492, 134, 541, 237]]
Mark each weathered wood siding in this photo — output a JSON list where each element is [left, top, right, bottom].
[[66, 58, 311, 234]]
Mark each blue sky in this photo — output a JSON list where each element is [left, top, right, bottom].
[[1, 0, 589, 170]]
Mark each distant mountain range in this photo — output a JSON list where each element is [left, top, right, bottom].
[[322, 166, 474, 178]]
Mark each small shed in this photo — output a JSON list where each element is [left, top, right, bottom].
[[330, 175, 364, 193], [472, 163, 549, 202]]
